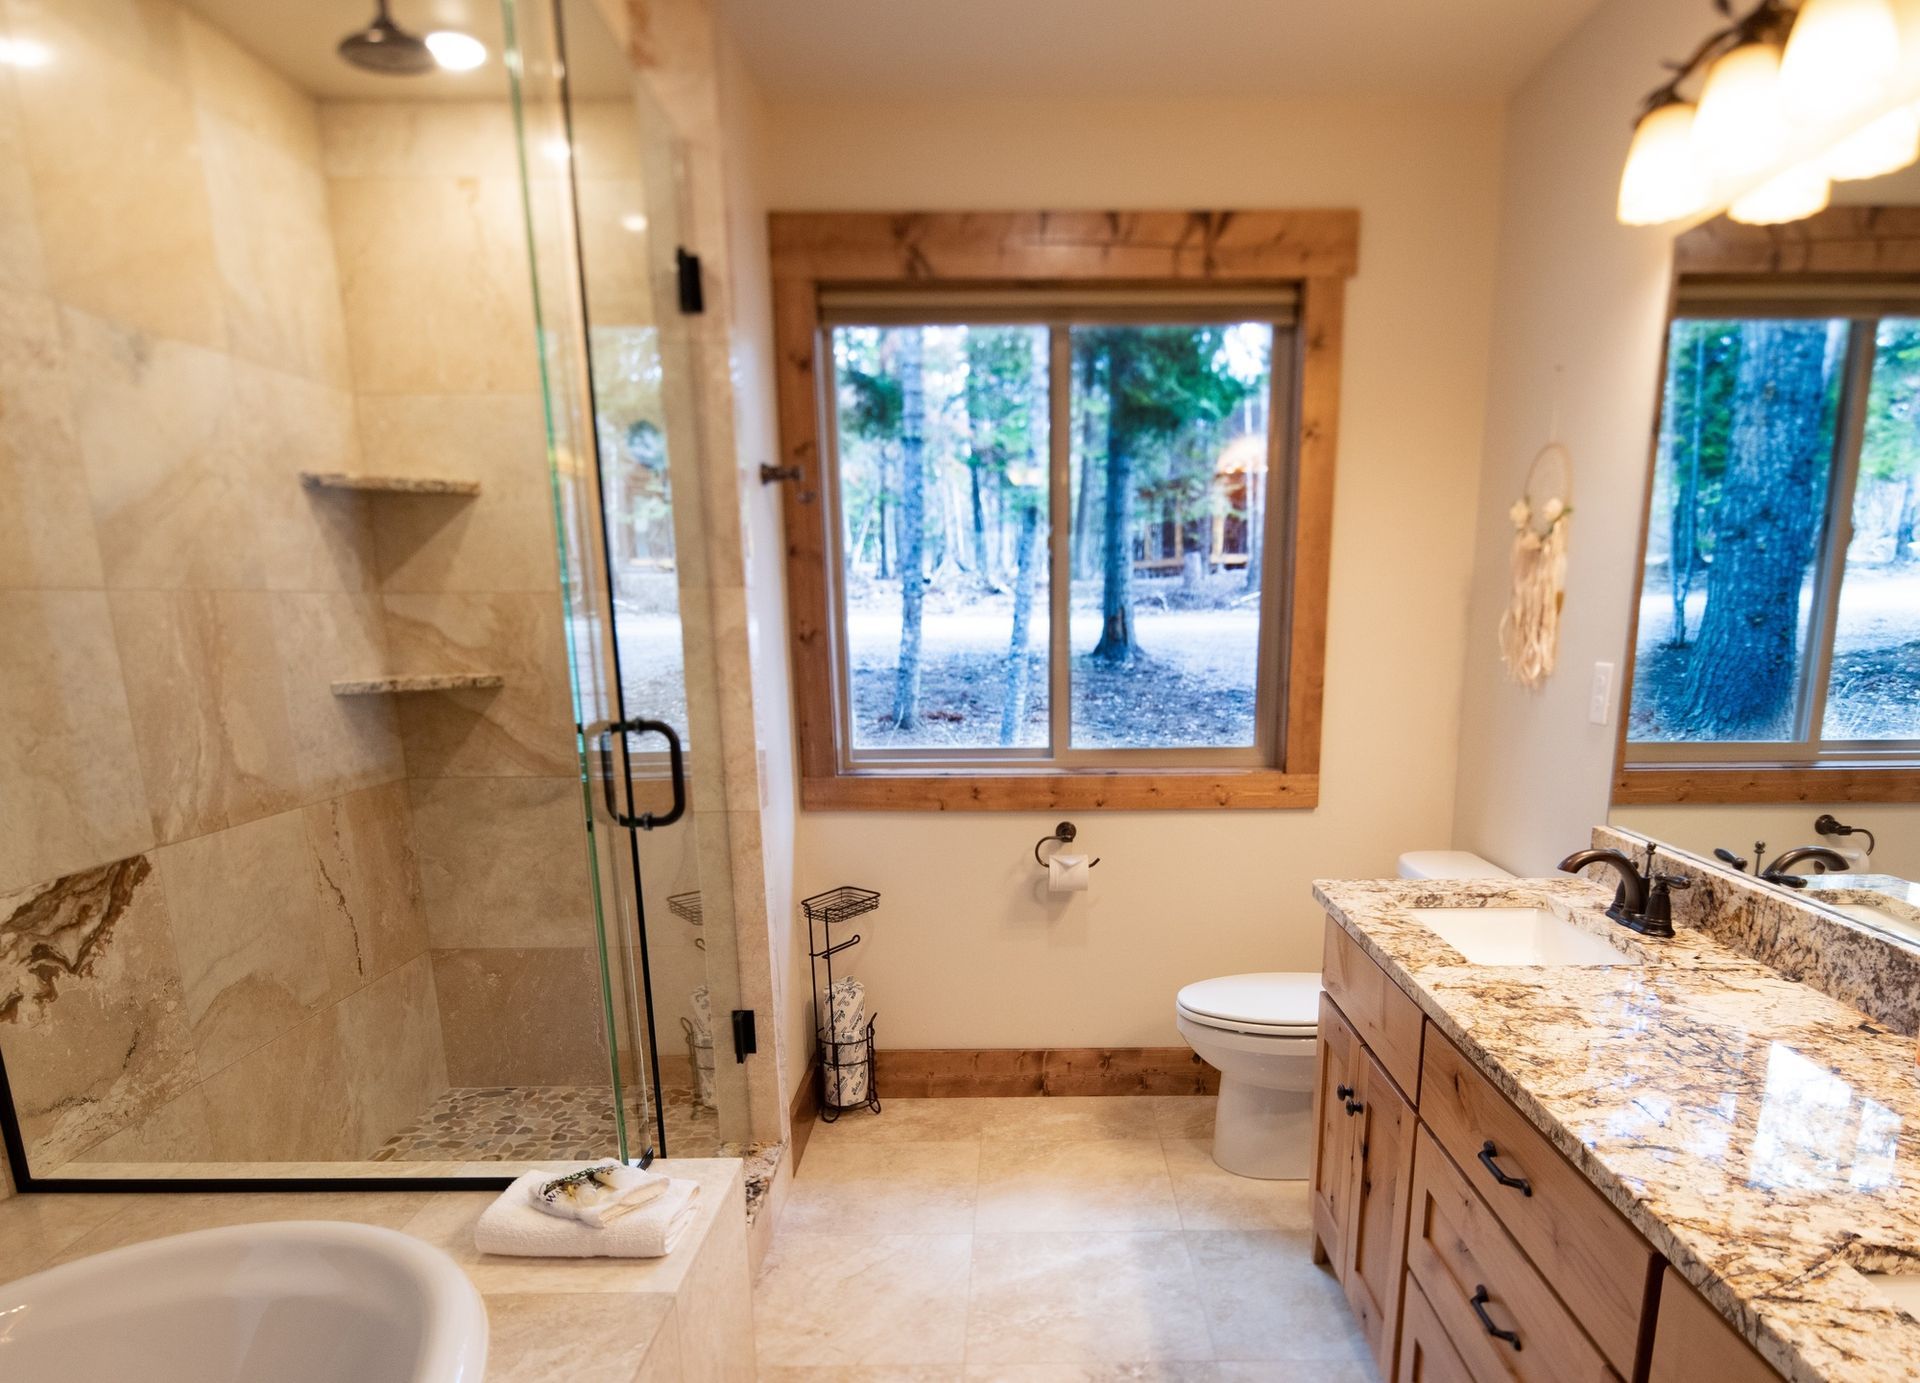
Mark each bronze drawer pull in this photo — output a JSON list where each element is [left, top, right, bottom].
[[1470, 1284, 1522, 1351], [1335, 1084, 1354, 1100], [1477, 1140, 1533, 1196], [1344, 1098, 1363, 1116]]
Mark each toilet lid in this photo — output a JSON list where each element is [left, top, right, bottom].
[[1176, 972, 1321, 1036]]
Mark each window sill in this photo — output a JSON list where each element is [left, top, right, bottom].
[[1612, 763, 1920, 806], [801, 768, 1319, 811]]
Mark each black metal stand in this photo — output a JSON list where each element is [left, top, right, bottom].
[[803, 886, 882, 1121]]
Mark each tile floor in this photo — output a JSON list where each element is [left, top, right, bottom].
[[753, 1095, 1380, 1382], [369, 1082, 724, 1162]]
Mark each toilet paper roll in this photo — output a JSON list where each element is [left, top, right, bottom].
[[1048, 853, 1090, 893], [827, 977, 866, 1038], [688, 984, 711, 1039]]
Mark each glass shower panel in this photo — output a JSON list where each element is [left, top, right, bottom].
[[0, 0, 650, 1184], [553, 0, 729, 1157]]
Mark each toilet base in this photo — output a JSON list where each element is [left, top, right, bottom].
[[1211, 1074, 1314, 1179]]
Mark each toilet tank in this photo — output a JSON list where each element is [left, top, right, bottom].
[[1396, 850, 1513, 880]]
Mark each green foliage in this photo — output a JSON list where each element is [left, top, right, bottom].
[[1862, 318, 1920, 485]]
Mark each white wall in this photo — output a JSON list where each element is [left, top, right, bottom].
[[1450, 0, 1713, 875], [759, 94, 1506, 1049]]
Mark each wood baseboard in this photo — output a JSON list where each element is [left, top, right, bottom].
[[876, 1047, 1219, 1098], [788, 1065, 820, 1171]]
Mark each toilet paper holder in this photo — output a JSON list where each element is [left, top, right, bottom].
[[1034, 821, 1100, 870]]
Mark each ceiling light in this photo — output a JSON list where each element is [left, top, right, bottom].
[[1618, 101, 1711, 226], [1826, 103, 1920, 178], [620, 213, 649, 233], [1780, 0, 1900, 123], [1693, 42, 1789, 182], [543, 138, 572, 164], [1729, 161, 1833, 223], [425, 30, 486, 72], [0, 36, 51, 67]]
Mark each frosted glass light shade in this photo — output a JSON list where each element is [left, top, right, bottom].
[[1693, 43, 1788, 181], [1729, 162, 1833, 223], [1618, 102, 1711, 225], [1827, 103, 1920, 177], [1780, 0, 1901, 122]]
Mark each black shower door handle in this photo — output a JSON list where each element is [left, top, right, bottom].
[[598, 718, 686, 830]]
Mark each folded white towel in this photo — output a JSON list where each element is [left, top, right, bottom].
[[478, 1170, 702, 1259], [527, 1163, 668, 1227]]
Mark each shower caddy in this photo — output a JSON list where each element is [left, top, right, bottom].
[[804, 885, 882, 1121]]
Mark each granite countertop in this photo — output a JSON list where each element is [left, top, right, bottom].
[[1312, 876, 1920, 1383]]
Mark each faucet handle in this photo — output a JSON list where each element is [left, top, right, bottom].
[[1651, 873, 1691, 892]]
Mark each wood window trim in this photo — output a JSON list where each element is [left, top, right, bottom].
[[1612, 206, 1920, 808], [769, 210, 1357, 811]]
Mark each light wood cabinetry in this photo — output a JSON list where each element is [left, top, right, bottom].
[[1310, 992, 1416, 1380], [1419, 1032, 1656, 1377], [1398, 1277, 1477, 1383], [1648, 1267, 1782, 1383], [1321, 916, 1425, 1095]]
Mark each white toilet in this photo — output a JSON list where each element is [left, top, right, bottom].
[[1175, 848, 1513, 1179]]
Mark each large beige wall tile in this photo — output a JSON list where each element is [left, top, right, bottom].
[[71, 1084, 215, 1164], [233, 365, 373, 593], [569, 100, 648, 183], [63, 309, 256, 591], [0, 66, 45, 292], [576, 177, 656, 327], [328, 173, 539, 394], [154, 807, 331, 1073], [0, 854, 201, 1169], [194, 1004, 358, 1160], [304, 779, 429, 988], [318, 100, 520, 180], [360, 392, 559, 593], [432, 946, 610, 1086], [410, 776, 596, 949], [199, 109, 352, 386], [273, 592, 403, 800], [7, 0, 224, 348], [178, 9, 320, 167], [0, 591, 151, 895], [111, 589, 302, 841], [0, 292, 103, 589], [336, 952, 446, 1152], [383, 591, 578, 777]]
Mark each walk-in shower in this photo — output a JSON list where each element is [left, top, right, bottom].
[[0, 0, 734, 1188]]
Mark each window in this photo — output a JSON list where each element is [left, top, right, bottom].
[[769, 211, 1357, 810], [1623, 301, 1920, 789]]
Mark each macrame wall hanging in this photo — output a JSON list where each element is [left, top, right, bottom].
[[1499, 387, 1573, 691]]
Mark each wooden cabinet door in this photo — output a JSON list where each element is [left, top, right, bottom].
[[1648, 1268, 1783, 1383], [1343, 1044, 1416, 1381], [1310, 992, 1360, 1269]]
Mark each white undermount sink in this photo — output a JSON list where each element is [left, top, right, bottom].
[[1865, 1271, 1920, 1318], [1408, 906, 1642, 967], [1827, 900, 1920, 943], [0, 1221, 487, 1383]]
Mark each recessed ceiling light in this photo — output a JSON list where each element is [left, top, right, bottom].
[[425, 30, 486, 71], [620, 213, 648, 233]]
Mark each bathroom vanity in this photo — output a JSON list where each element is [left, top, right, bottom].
[[1308, 871, 1920, 1383]]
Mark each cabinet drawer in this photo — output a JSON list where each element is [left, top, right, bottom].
[[1321, 915, 1424, 1097], [1397, 1275, 1476, 1383], [1420, 1029, 1654, 1377], [1407, 1126, 1618, 1383]]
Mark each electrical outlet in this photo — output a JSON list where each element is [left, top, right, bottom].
[[1589, 661, 1615, 726]]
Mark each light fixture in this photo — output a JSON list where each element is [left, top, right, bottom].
[[1619, 100, 1712, 225], [0, 36, 52, 67], [619, 212, 649, 233], [1729, 161, 1833, 222], [543, 138, 572, 164], [425, 30, 486, 72], [1620, 0, 1920, 227], [1693, 41, 1789, 181], [1826, 102, 1920, 176], [1779, 0, 1901, 122]]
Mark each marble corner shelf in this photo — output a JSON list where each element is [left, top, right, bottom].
[[330, 673, 505, 696], [299, 470, 482, 496]]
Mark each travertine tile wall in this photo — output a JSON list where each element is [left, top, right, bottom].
[[0, 3, 445, 1169], [318, 100, 611, 1088]]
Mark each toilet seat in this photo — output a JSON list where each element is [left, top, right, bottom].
[[1175, 972, 1320, 1038]]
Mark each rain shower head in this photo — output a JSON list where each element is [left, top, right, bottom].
[[337, 0, 434, 75]]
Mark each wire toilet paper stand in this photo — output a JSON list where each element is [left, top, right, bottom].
[[804, 885, 882, 1121]]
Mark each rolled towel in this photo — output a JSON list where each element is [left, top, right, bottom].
[[478, 1169, 702, 1259], [527, 1163, 668, 1227]]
